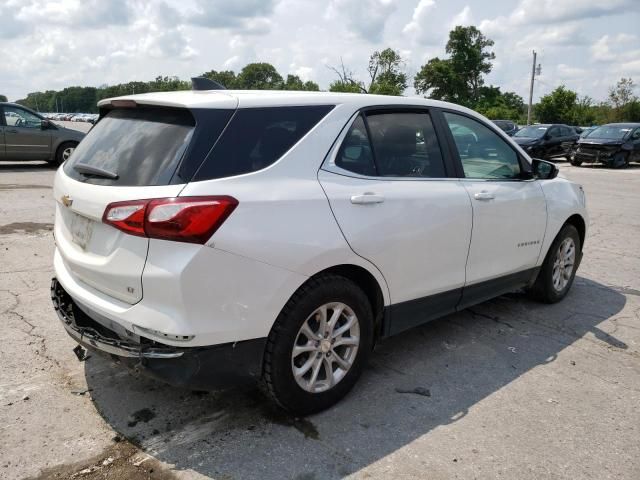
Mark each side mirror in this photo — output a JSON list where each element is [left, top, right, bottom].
[[41, 119, 50, 129], [532, 158, 559, 180]]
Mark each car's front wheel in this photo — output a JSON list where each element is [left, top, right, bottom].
[[529, 224, 581, 303], [263, 275, 373, 415]]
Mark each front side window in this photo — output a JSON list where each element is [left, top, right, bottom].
[[365, 111, 446, 178], [3, 106, 42, 129], [444, 112, 521, 180]]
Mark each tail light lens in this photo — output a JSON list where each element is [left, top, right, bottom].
[[102, 196, 238, 244]]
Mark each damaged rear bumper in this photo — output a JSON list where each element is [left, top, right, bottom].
[[51, 277, 266, 389]]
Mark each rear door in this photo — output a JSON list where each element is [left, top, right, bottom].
[[319, 109, 472, 335], [441, 111, 546, 307], [1, 105, 51, 160], [54, 103, 236, 303]]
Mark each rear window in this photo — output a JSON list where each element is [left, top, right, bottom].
[[64, 107, 232, 186], [193, 105, 334, 181]]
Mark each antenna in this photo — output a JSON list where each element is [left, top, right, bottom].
[[191, 77, 226, 91]]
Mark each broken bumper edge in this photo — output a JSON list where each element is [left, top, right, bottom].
[[51, 277, 267, 389]]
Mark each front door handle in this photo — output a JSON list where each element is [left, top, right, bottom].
[[351, 193, 385, 205], [474, 191, 495, 201], [5, 129, 18, 134]]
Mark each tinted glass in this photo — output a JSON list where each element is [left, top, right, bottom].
[[4, 106, 41, 128], [514, 126, 547, 138], [588, 125, 634, 140], [547, 127, 560, 138], [194, 105, 334, 181], [366, 111, 446, 178], [444, 112, 521, 179], [64, 108, 197, 186], [335, 115, 376, 176]]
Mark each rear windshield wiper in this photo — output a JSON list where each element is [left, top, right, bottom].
[[73, 163, 119, 180]]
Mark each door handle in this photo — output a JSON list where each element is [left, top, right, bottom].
[[5, 129, 18, 134], [350, 193, 385, 205], [473, 191, 495, 201]]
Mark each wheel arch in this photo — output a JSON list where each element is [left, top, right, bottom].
[[301, 264, 387, 339], [565, 213, 586, 250]]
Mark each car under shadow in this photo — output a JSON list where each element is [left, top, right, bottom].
[[80, 276, 626, 479]]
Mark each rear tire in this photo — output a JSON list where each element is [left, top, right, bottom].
[[529, 224, 581, 303], [263, 274, 374, 415], [51, 141, 78, 166]]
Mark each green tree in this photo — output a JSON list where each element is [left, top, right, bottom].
[[414, 57, 462, 102], [415, 26, 495, 105], [367, 48, 407, 96], [608, 78, 637, 121], [201, 70, 238, 89], [535, 86, 577, 124], [474, 87, 524, 121], [236, 63, 283, 89], [328, 80, 364, 93], [283, 74, 319, 91], [0, 94, 7, 102]]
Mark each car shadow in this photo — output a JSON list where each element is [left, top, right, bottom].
[[0, 161, 56, 173], [82, 276, 626, 479]]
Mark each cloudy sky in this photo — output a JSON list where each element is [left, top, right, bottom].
[[1, 0, 639, 103]]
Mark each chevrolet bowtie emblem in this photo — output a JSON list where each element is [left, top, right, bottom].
[[61, 195, 73, 207]]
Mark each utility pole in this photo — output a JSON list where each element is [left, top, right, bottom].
[[527, 50, 541, 125]]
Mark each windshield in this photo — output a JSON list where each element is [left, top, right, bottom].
[[587, 125, 633, 140], [514, 126, 547, 138]]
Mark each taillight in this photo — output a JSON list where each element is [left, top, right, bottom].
[[102, 196, 238, 244]]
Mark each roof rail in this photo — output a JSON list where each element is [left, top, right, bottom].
[[191, 77, 226, 91]]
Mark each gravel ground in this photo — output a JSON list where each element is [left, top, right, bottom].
[[0, 160, 639, 480]]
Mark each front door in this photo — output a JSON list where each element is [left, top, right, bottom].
[[441, 111, 547, 307], [1, 105, 51, 160], [319, 109, 472, 334]]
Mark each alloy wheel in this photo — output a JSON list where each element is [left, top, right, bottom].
[[552, 237, 576, 292], [291, 302, 360, 393]]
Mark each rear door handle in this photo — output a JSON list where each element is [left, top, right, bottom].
[[350, 193, 385, 205], [473, 191, 495, 201]]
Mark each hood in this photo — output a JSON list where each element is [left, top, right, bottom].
[[577, 138, 623, 147]]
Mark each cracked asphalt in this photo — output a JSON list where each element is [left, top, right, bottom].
[[1, 159, 639, 480]]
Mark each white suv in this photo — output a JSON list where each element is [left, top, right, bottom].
[[51, 89, 587, 414]]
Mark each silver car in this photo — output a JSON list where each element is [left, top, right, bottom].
[[0, 102, 86, 165]]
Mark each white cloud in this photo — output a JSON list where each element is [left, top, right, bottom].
[[402, 0, 437, 44], [1, 0, 639, 104], [326, 0, 397, 42]]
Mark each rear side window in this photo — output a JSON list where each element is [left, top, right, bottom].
[[366, 111, 446, 178], [336, 115, 376, 176], [194, 105, 334, 181], [64, 108, 199, 186]]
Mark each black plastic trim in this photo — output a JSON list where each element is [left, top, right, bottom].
[[382, 267, 540, 337]]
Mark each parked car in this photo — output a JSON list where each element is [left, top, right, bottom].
[[579, 126, 598, 138], [571, 123, 640, 168], [512, 124, 579, 160], [51, 90, 587, 415], [492, 119, 519, 136], [0, 102, 85, 164]]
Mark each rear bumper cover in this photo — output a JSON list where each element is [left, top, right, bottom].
[[51, 277, 266, 389]]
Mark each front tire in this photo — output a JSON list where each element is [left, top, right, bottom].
[[263, 275, 374, 415], [529, 224, 581, 303]]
